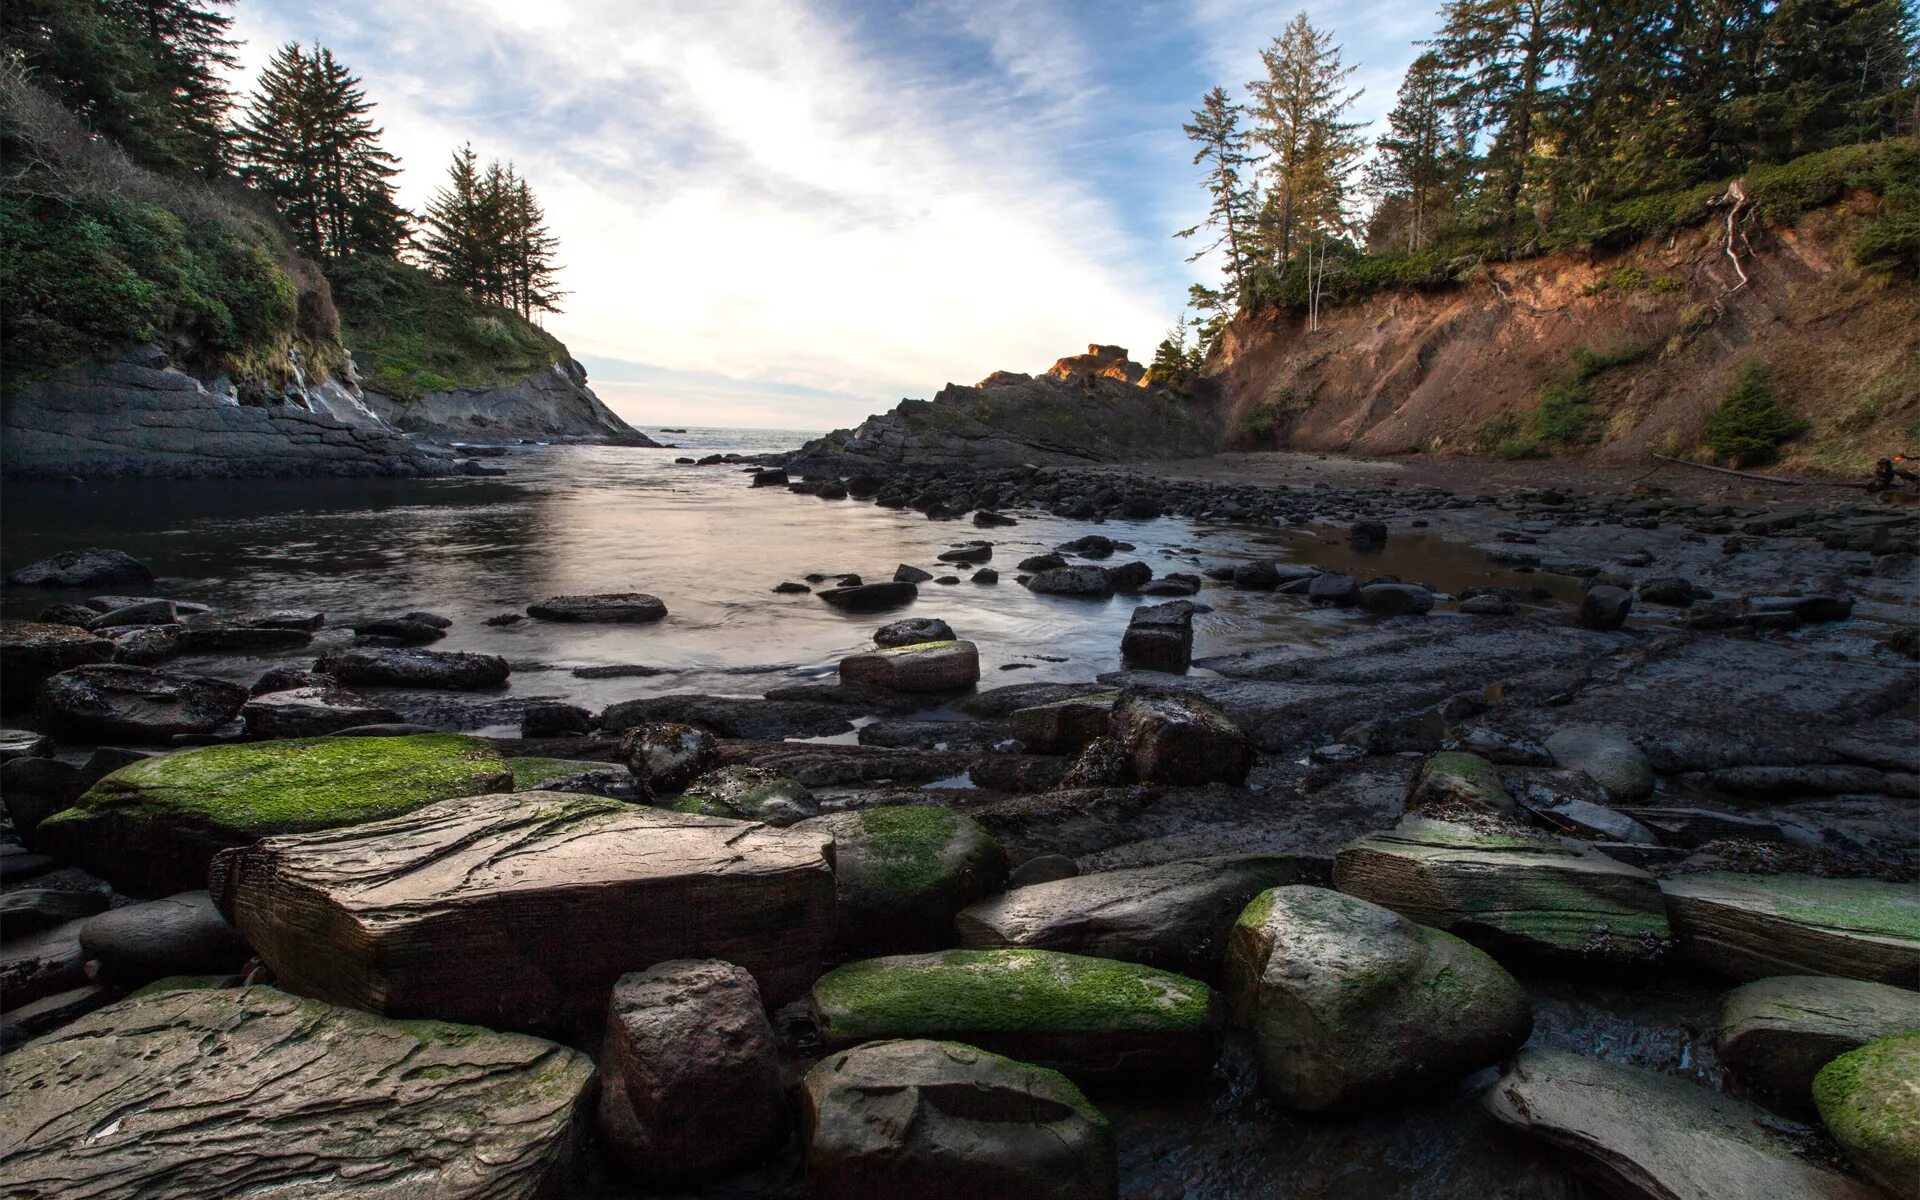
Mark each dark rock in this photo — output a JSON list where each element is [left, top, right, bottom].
[[1577, 585, 1633, 630], [0, 984, 116, 1052], [1112, 692, 1253, 786], [1121, 601, 1195, 673], [1718, 975, 1920, 1109], [750, 468, 788, 487], [620, 723, 721, 795], [1026, 566, 1114, 597], [353, 617, 446, 644], [38, 664, 248, 742], [1, 620, 116, 712], [1749, 594, 1853, 623], [1105, 561, 1153, 593], [937, 542, 992, 564], [0, 888, 109, 936], [0, 757, 85, 839], [1544, 726, 1654, 802], [894, 564, 934, 583], [602, 694, 854, 739], [34, 603, 100, 628], [7, 549, 152, 588], [974, 567, 999, 583], [87, 599, 175, 628], [316, 646, 511, 690], [184, 625, 314, 653], [1307, 573, 1358, 605], [99, 622, 189, 665], [526, 593, 669, 623], [1458, 593, 1515, 616], [1010, 692, 1118, 755], [974, 510, 1018, 527], [240, 686, 403, 739], [520, 701, 594, 739], [1405, 751, 1513, 816], [247, 666, 333, 696], [674, 765, 818, 826], [797, 806, 1008, 954], [1018, 553, 1067, 572], [1661, 873, 1919, 984], [1637, 577, 1702, 606], [1357, 583, 1435, 617], [249, 610, 326, 631], [875, 617, 955, 648], [773, 581, 812, 593], [0, 728, 54, 761], [79, 891, 247, 986], [819, 581, 919, 611], [1058, 534, 1116, 559]]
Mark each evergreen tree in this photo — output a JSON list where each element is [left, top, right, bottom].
[[420, 146, 565, 316], [501, 168, 564, 317], [1246, 11, 1366, 266], [233, 42, 405, 261], [1364, 52, 1465, 251], [1432, 0, 1571, 227], [1176, 86, 1261, 296]]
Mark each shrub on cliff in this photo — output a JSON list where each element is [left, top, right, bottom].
[[1705, 363, 1808, 467]]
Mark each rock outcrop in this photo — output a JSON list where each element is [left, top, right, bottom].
[[360, 358, 656, 444]]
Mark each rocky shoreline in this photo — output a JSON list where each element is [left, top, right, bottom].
[[0, 454, 1915, 1199]]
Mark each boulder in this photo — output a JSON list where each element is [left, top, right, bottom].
[[1120, 601, 1195, 672], [810, 948, 1220, 1081], [1010, 854, 1080, 888], [211, 792, 837, 1032], [37, 664, 247, 742], [796, 806, 1008, 954], [184, 624, 312, 653], [1486, 1048, 1883, 1200], [840, 640, 981, 693], [1026, 566, 1116, 597], [0, 620, 115, 712], [1110, 692, 1253, 786], [1545, 726, 1655, 802], [1307, 573, 1358, 605], [1405, 751, 1514, 816], [937, 542, 992, 563], [0, 728, 53, 761], [894, 564, 934, 583], [801, 1039, 1115, 1200], [1104, 561, 1152, 592], [1662, 872, 1920, 984], [958, 855, 1318, 981], [250, 609, 326, 631], [7, 548, 152, 588], [0, 755, 85, 840], [526, 592, 669, 623], [597, 960, 787, 1183], [86, 598, 176, 627], [1357, 583, 1435, 617], [1, 917, 88, 1007], [621, 721, 721, 795], [0, 986, 593, 1199], [39, 734, 511, 896], [315, 646, 511, 690], [78, 891, 247, 986], [1814, 1033, 1920, 1199], [1718, 976, 1920, 1107], [1019, 552, 1067, 572], [1578, 585, 1633, 630], [674, 765, 819, 825], [1010, 691, 1117, 755], [239, 685, 402, 739], [0, 888, 108, 936], [352, 616, 446, 643], [818, 581, 919, 611], [1223, 886, 1530, 1112], [249, 665, 333, 695], [875, 617, 954, 648], [1333, 817, 1671, 964], [100, 622, 189, 665], [519, 700, 594, 739], [1057, 534, 1118, 558]]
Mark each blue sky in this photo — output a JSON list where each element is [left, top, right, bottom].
[[232, 1, 1436, 429]]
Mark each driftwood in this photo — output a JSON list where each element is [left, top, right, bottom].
[[1651, 454, 1812, 486]]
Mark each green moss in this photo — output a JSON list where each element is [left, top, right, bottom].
[[1236, 887, 1283, 931], [46, 734, 509, 837], [851, 806, 978, 905], [1687, 873, 1920, 940], [1813, 1032, 1920, 1194], [508, 757, 613, 790], [814, 949, 1215, 1040]]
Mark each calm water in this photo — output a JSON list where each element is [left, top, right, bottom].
[[0, 430, 1572, 729]]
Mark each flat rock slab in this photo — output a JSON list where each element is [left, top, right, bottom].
[[212, 792, 836, 1033], [240, 685, 402, 738], [40, 734, 510, 897], [839, 640, 981, 693], [1662, 872, 1920, 984], [0, 985, 593, 1200], [1333, 817, 1671, 964], [818, 582, 918, 611], [1719, 976, 1920, 1106], [316, 646, 511, 690], [1486, 1048, 1883, 1200], [7, 548, 152, 588], [0, 620, 115, 711], [526, 592, 668, 623], [36, 663, 247, 742], [809, 947, 1220, 1081]]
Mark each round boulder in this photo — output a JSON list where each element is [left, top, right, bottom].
[[79, 891, 248, 986], [1814, 1033, 1920, 1199], [1545, 726, 1654, 803], [621, 722, 721, 795]]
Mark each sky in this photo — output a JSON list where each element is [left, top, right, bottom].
[[230, 1, 1437, 430]]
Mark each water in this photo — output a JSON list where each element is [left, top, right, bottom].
[[1, 432, 1575, 732]]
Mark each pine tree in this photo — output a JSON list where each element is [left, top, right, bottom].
[[233, 42, 405, 261], [501, 169, 564, 317], [420, 147, 565, 316], [1432, 0, 1571, 228], [420, 144, 493, 296], [1364, 52, 1465, 252], [1246, 11, 1366, 267], [1176, 86, 1260, 296]]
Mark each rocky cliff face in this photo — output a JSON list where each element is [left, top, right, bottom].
[[789, 346, 1222, 473], [359, 359, 655, 445]]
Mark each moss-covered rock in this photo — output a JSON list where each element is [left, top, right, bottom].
[[839, 640, 981, 693], [1663, 872, 1920, 984], [1718, 976, 1920, 1110], [674, 766, 818, 826], [797, 806, 1008, 954], [809, 948, 1220, 1082], [38, 734, 511, 896], [508, 756, 632, 798], [1406, 751, 1514, 815], [1814, 1032, 1920, 1198]]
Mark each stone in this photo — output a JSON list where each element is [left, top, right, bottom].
[[1061, 735, 1133, 788], [7, 548, 152, 588], [818, 581, 919, 611], [1521, 788, 1658, 844], [1333, 817, 1671, 964], [79, 891, 247, 985], [1637, 576, 1702, 606], [1545, 725, 1655, 802], [86, 598, 176, 627], [526, 592, 669, 623], [1406, 751, 1513, 816], [1019, 552, 1067, 572], [0, 728, 53, 761], [895, 564, 934, 583], [1224, 886, 1530, 1112], [1488, 1048, 1882, 1200], [840, 640, 981, 693], [621, 721, 721, 795], [1111, 692, 1253, 786], [973, 567, 1000, 584], [875, 617, 954, 647], [507, 757, 635, 798], [250, 609, 326, 631], [212, 793, 837, 1032], [1578, 585, 1633, 630], [353, 616, 446, 643], [519, 700, 594, 739], [1751, 594, 1854, 624], [796, 806, 1008, 954], [810, 948, 1220, 1082], [99, 622, 189, 665], [801, 1039, 1115, 1200], [1058, 534, 1118, 559], [937, 542, 992, 563], [37, 664, 247, 742], [1120, 601, 1195, 672], [40, 734, 511, 896], [0, 755, 85, 840], [1459, 593, 1515, 615], [240, 685, 403, 739], [1718, 976, 1920, 1107], [0, 986, 594, 1199], [0, 620, 116, 712], [958, 855, 1318, 982], [1104, 561, 1153, 593], [1025, 566, 1116, 597], [1010, 854, 1079, 888], [184, 624, 314, 653], [1357, 583, 1435, 617], [1010, 691, 1118, 755], [0, 888, 108, 936], [249, 665, 332, 695], [316, 646, 511, 690], [1814, 1033, 1920, 1199], [1662, 873, 1920, 984], [0, 984, 116, 1052], [1308, 573, 1358, 605], [674, 765, 819, 826], [0, 917, 87, 1007], [597, 960, 787, 1183]]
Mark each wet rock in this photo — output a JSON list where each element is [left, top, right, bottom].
[[1519, 784, 1658, 844], [597, 960, 787, 1183], [1225, 886, 1530, 1112], [1019, 552, 1067, 572], [0, 984, 116, 1052], [1637, 577, 1704, 606], [750, 468, 788, 487], [1111, 692, 1253, 786], [604, 694, 855, 739], [0, 620, 115, 712], [894, 564, 934, 583], [7, 548, 152, 588], [1486, 1048, 1880, 1200], [1062, 735, 1135, 788], [1231, 561, 1281, 590], [1544, 726, 1655, 802], [1357, 583, 1435, 617], [1577, 585, 1633, 630], [1405, 751, 1513, 816], [974, 509, 1018, 527], [87, 598, 175, 627], [1706, 764, 1888, 799], [1010, 854, 1079, 888], [974, 567, 1000, 583], [1458, 592, 1515, 616], [250, 609, 325, 631], [840, 640, 981, 693], [353, 616, 446, 643], [819, 581, 919, 611], [1058, 534, 1117, 559], [620, 722, 722, 795], [674, 765, 818, 826], [240, 685, 403, 739], [316, 646, 511, 690], [519, 701, 594, 740], [184, 624, 314, 653], [37, 664, 247, 742], [1307, 573, 1358, 605], [0, 888, 108, 936], [773, 580, 812, 593], [0, 985, 594, 1199], [41, 733, 510, 896], [99, 622, 189, 665], [959, 855, 1317, 982], [1026, 566, 1116, 597], [1750, 594, 1853, 624], [1333, 817, 1671, 965], [1011, 691, 1118, 754], [0, 917, 87, 1006], [810, 948, 1220, 1082], [797, 806, 1008, 954], [1814, 1033, 1920, 1198], [875, 617, 955, 647], [248, 666, 332, 695], [1120, 601, 1194, 673], [79, 891, 246, 986], [1105, 562, 1153, 593], [1661, 872, 1920, 984], [937, 542, 992, 564], [526, 592, 668, 623], [1451, 726, 1553, 766], [801, 1039, 1115, 1200], [213, 793, 837, 1031], [0, 756, 85, 841], [1718, 976, 1920, 1108], [1614, 806, 1784, 847]]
